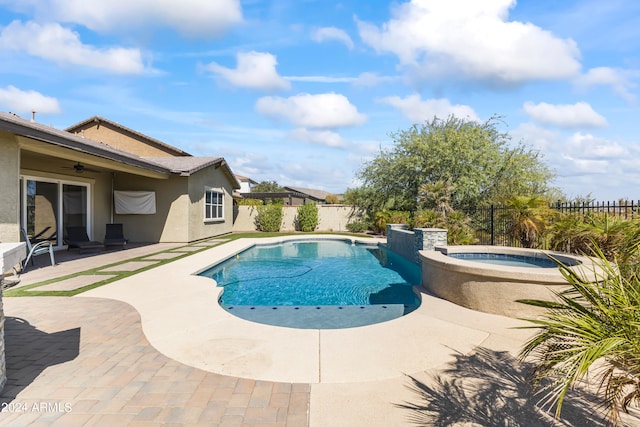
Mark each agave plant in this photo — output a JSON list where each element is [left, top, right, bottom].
[[519, 247, 640, 425]]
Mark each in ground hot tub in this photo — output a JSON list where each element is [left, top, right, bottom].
[[419, 245, 594, 318]]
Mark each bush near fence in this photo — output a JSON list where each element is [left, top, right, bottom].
[[467, 200, 640, 248]]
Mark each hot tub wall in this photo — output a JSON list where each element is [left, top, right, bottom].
[[419, 247, 586, 318]]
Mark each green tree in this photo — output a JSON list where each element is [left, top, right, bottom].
[[357, 116, 556, 214], [252, 180, 285, 205], [253, 180, 283, 192]]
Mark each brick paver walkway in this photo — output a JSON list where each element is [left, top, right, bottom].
[[0, 297, 309, 426]]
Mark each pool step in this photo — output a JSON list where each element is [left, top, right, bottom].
[[221, 304, 416, 329]]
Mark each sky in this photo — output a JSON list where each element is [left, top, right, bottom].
[[0, 0, 639, 201]]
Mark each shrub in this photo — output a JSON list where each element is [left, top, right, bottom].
[[255, 204, 282, 232], [296, 203, 319, 232], [548, 212, 640, 260], [373, 210, 411, 235], [412, 209, 476, 245], [346, 221, 368, 233]]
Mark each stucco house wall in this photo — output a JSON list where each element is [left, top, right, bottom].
[[112, 173, 187, 243], [187, 166, 235, 241], [67, 117, 189, 158], [0, 132, 21, 242]]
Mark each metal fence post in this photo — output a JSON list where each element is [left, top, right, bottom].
[[490, 204, 495, 246]]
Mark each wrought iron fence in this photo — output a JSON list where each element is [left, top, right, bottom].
[[466, 200, 640, 247]]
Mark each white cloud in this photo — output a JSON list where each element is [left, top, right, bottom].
[[205, 51, 290, 92], [286, 75, 355, 83], [255, 93, 366, 129], [0, 21, 146, 74], [566, 132, 627, 159], [380, 94, 479, 122], [357, 0, 581, 86], [311, 27, 354, 49], [288, 128, 345, 148], [0, 85, 61, 114], [353, 72, 398, 87], [523, 101, 607, 128], [8, 0, 243, 37], [561, 155, 609, 174], [574, 67, 637, 103]]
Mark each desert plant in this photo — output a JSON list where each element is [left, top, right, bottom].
[[296, 203, 319, 232], [501, 196, 551, 248], [548, 213, 640, 261], [412, 209, 476, 245], [255, 204, 283, 232], [519, 246, 640, 425], [373, 210, 411, 235]]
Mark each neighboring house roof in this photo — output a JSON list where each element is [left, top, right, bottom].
[[65, 116, 191, 157], [284, 186, 332, 201], [235, 174, 258, 184]]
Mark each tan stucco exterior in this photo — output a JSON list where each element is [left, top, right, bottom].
[[0, 131, 21, 242], [187, 166, 235, 241], [67, 119, 188, 158]]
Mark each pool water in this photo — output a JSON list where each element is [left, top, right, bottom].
[[447, 252, 558, 268], [198, 240, 421, 329]]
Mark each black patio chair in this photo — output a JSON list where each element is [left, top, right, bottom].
[[20, 227, 55, 273], [104, 223, 127, 248], [65, 226, 104, 253]]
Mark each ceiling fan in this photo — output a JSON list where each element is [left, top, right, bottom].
[[62, 162, 100, 174]]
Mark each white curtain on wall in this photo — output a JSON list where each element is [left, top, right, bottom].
[[114, 190, 156, 214]]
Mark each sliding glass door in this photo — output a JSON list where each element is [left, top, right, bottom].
[[20, 176, 91, 248], [24, 180, 59, 245]]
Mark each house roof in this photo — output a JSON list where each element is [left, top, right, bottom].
[[0, 112, 239, 188], [146, 156, 241, 188], [66, 116, 191, 157], [283, 186, 331, 201], [0, 112, 168, 176]]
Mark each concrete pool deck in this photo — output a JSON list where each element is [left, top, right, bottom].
[[3, 235, 636, 426]]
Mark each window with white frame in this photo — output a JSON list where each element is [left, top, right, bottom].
[[204, 187, 224, 221]]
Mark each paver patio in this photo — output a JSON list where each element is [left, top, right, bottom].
[[0, 297, 309, 426]]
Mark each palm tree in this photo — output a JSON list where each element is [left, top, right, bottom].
[[502, 196, 550, 248], [519, 247, 640, 425]]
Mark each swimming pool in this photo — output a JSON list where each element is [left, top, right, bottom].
[[198, 239, 421, 329]]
